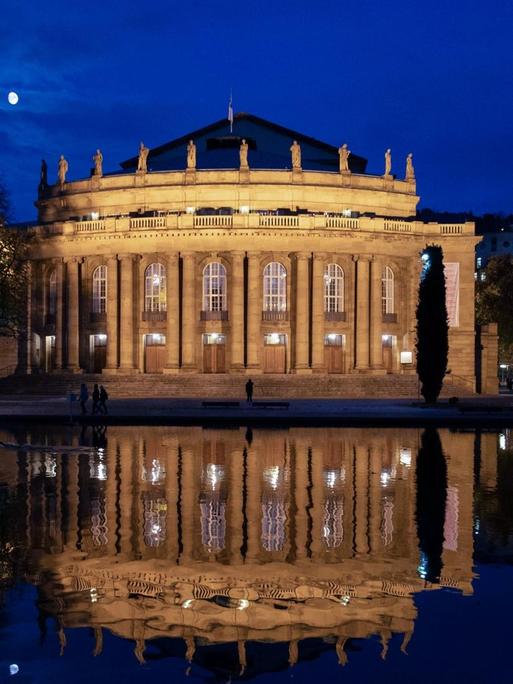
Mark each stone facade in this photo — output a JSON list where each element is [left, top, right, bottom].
[[23, 117, 479, 390]]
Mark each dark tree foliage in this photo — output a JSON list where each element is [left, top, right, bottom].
[[476, 254, 513, 362], [0, 181, 29, 337], [416, 245, 449, 403], [416, 429, 448, 584]]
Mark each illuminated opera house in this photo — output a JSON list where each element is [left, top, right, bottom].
[[0, 425, 488, 674], [17, 112, 493, 395]]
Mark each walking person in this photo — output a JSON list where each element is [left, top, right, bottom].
[[92, 383, 100, 415], [245, 378, 254, 404], [99, 385, 109, 414], [79, 383, 89, 415]]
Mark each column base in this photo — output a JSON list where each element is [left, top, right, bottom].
[[114, 366, 139, 375], [245, 367, 263, 375], [65, 366, 82, 374], [293, 367, 313, 375], [162, 365, 180, 375], [230, 363, 246, 373], [179, 365, 199, 373]]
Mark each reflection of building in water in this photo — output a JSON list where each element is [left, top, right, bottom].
[[0, 426, 475, 675]]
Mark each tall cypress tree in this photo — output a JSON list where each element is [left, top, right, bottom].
[[416, 245, 449, 403]]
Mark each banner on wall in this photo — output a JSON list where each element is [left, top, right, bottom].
[[444, 262, 460, 328]]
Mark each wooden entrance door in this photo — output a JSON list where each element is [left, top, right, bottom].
[[325, 346, 345, 374], [203, 344, 226, 373], [93, 338, 107, 373], [263, 345, 286, 373], [145, 344, 166, 373], [382, 338, 394, 373]]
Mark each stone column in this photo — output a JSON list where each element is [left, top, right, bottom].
[[181, 253, 196, 370], [246, 252, 261, 372], [310, 444, 324, 560], [354, 255, 370, 371], [119, 255, 136, 371], [245, 442, 262, 561], [370, 256, 384, 370], [294, 252, 311, 373], [66, 258, 80, 371], [164, 254, 180, 372], [105, 256, 118, 370], [179, 444, 195, 563], [230, 252, 245, 371], [55, 260, 64, 369], [311, 254, 325, 372]]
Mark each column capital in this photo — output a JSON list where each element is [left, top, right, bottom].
[[64, 256, 83, 265], [166, 253, 179, 264], [231, 250, 245, 259], [118, 253, 136, 262], [106, 254, 119, 264], [247, 250, 261, 259], [313, 252, 327, 262], [180, 251, 196, 260], [294, 251, 311, 261]]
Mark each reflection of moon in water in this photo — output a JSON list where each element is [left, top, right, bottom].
[[8, 91, 19, 105]]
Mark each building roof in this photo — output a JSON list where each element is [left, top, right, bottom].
[[119, 112, 367, 174]]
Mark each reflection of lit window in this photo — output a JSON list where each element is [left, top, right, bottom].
[[143, 496, 167, 547], [89, 452, 107, 480], [381, 499, 394, 546], [91, 496, 108, 546], [322, 468, 345, 549], [399, 448, 412, 467], [44, 454, 57, 478], [499, 433, 506, 451], [261, 464, 289, 552], [200, 500, 226, 552], [380, 470, 391, 486], [141, 458, 166, 485]]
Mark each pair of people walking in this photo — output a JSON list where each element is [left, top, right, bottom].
[[79, 383, 108, 415]]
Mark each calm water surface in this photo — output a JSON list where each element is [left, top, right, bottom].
[[0, 425, 512, 683]]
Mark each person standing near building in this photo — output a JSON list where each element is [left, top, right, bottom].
[[92, 383, 100, 415], [79, 383, 89, 415], [99, 385, 109, 414], [245, 378, 254, 404]]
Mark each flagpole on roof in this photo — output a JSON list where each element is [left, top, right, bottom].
[[228, 90, 234, 133]]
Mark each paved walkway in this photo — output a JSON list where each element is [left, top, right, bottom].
[[0, 395, 512, 427]]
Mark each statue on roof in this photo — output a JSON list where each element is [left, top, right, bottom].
[[384, 148, 392, 177], [239, 138, 249, 168], [92, 149, 103, 177], [187, 140, 196, 170], [405, 152, 415, 182], [137, 141, 149, 173], [338, 143, 351, 173], [290, 140, 301, 169], [58, 155, 68, 189]]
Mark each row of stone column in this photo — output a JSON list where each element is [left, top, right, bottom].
[[46, 252, 386, 373]]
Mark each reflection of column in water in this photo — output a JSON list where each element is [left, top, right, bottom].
[[118, 435, 135, 558], [245, 441, 262, 562], [64, 454, 79, 551], [310, 444, 324, 558], [294, 437, 310, 560], [179, 445, 196, 563], [229, 443, 244, 562], [354, 445, 370, 556], [140, 440, 167, 551], [369, 443, 382, 553], [165, 440, 179, 562]]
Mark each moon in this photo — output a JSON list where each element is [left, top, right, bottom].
[[8, 91, 19, 105]]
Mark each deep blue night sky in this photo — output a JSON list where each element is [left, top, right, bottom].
[[1, 0, 513, 221]]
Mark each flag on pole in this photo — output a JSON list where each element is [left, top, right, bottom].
[[228, 92, 234, 133]]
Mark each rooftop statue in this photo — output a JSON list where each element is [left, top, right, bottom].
[[187, 140, 196, 170], [384, 148, 392, 177], [290, 140, 301, 169], [93, 149, 103, 177], [339, 143, 351, 173], [405, 152, 415, 182], [239, 138, 249, 168], [58, 155, 68, 189], [137, 141, 149, 173]]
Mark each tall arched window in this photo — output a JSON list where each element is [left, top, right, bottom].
[[263, 262, 287, 311], [48, 269, 57, 316], [382, 266, 395, 314], [145, 263, 167, 311], [92, 265, 107, 314], [324, 263, 344, 312], [203, 262, 227, 311]]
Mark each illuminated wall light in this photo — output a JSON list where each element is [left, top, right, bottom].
[[237, 599, 250, 610], [182, 599, 194, 609], [186, 206, 195, 214], [90, 211, 100, 220], [499, 433, 506, 451], [399, 448, 412, 467], [382, 334, 391, 342], [240, 205, 250, 214], [400, 351, 413, 364]]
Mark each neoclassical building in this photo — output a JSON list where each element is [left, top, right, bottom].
[[25, 113, 479, 388]]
